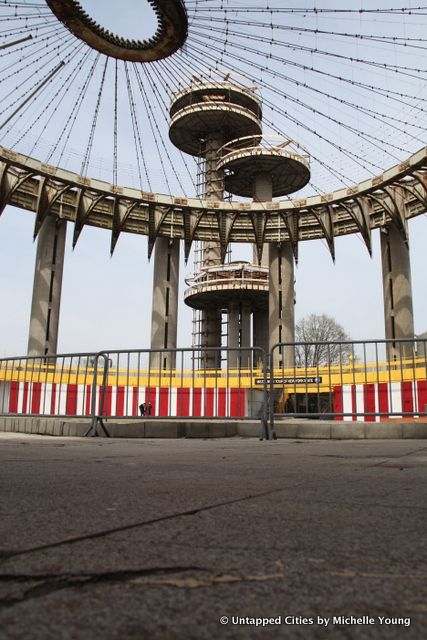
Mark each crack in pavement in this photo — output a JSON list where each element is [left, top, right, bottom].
[[0, 487, 286, 562], [0, 566, 205, 611], [328, 569, 427, 580], [1, 489, 425, 564]]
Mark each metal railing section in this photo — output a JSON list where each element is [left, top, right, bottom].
[[269, 338, 427, 435], [0, 351, 110, 436], [2, 339, 426, 440], [0, 347, 270, 438]]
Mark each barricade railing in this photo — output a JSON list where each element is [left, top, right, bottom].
[[91, 346, 271, 438], [0, 347, 271, 438], [269, 337, 427, 434], [0, 351, 110, 436]]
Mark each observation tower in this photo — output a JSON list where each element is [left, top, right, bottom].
[[217, 136, 310, 367], [167, 77, 311, 368], [167, 77, 263, 368]]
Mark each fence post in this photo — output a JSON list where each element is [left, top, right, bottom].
[[266, 346, 277, 440], [85, 352, 110, 437], [260, 349, 274, 440]]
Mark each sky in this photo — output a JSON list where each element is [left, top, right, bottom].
[[0, 0, 426, 357]]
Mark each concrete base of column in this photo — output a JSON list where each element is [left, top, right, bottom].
[[202, 308, 222, 369], [253, 309, 269, 367], [240, 302, 252, 369], [28, 217, 67, 357], [228, 302, 240, 369]]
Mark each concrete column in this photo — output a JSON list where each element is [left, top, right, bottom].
[[201, 132, 224, 365], [150, 237, 180, 370], [253, 173, 271, 266], [380, 222, 415, 360], [252, 172, 270, 365], [253, 309, 269, 365], [202, 308, 222, 369], [28, 216, 66, 357], [240, 301, 252, 369], [269, 242, 295, 370], [203, 133, 224, 267], [228, 301, 240, 368]]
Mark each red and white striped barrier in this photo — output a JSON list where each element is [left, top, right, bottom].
[[3, 380, 427, 421], [0, 381, 248, 418], [333, 381, 427, 421]]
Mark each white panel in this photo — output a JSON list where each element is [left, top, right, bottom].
[[389, 382, 402, 417], [355, 386, 365, 422], [169, 387, 177, 417]]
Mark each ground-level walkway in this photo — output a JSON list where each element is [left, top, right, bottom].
[[0, 434, 426, 639]]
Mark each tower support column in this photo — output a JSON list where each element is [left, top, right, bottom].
[[202, 132, 224, 368], [228, 301, 240, 368], [380, 222, 414, 359], [252, 172, 271, 364], [269, 242, 295, 369], [253, 310, 269, 365], [240, 301, 252, 369], [202, 307, 222, 369], [150, 237, 180, 370], [28, 216, 66, 357]]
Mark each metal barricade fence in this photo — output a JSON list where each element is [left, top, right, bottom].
[[0, 347, 270, 438], [91, 347, 269, 432], [6, 339, 425, 438], [0, 351, 109, 429], [269, 337, 427, 433]]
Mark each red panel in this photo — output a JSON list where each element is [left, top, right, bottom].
[[50, 383, 57, 415], [401, 381, 413, 415], [177, 388, 190, 417], [192, 388, 202, 417], [204, 388, 215, 417], [239, 389, 246, 416], [66, 384, 78, 415], [363, 384, 376, 422], [229, 388, 246, 417], [132, 387, 139, 417], [145, 387, 156, 416], [217, 388, 226, 417], [99, 386, 112, 416], [159, 387, 169, 416], [31, 382, 42, 414], [333, 385, 343, 420], [84, 384, 91, 416], [417, 380, 427, 415], [378, 383, 389, 421], [229, 388, 239, 417], [9, 381, 19, 413], [22, 382, 29, 414], [115, 386, 125, 417], [351, 385, 357, 421]]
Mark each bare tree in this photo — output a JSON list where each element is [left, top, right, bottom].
[[295, 314, 353, 367]]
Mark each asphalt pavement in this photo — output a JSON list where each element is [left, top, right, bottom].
[[0, 433, 426, 639]]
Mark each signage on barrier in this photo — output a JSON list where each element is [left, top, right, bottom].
[[255, 377, 323, 385]]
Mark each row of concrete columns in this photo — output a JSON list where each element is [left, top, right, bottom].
[[27, 216, 415, 363]]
